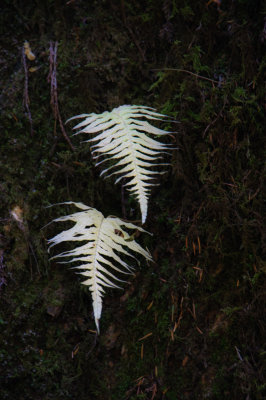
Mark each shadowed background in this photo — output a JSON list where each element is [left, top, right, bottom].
[[0, 0, 265, 399]]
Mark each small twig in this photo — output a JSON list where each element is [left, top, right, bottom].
[[203, 97, 227, 137], [151, 68, 221, 85], [187, 200, 205, 236], [86, 331, 98, 358], [120, 0, 146, 62], [22, 46, 34, 136], [235, 346, 244, 361], [48, 41, 75, 151], [203, 108, 224, 137], [0, 251, 7, 291], [29, 241, 40, 275]]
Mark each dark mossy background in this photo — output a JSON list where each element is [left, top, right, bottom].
[[0, 0, 265, 399]]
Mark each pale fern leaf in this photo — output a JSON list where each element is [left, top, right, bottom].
[[47, 202, 152, 333], [68, 105, 173, 223]]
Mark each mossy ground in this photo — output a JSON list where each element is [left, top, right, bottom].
[[0, 1, 265, 399]]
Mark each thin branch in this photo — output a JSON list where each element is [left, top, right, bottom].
[[203, 97, 227, 137], [47, 41, 75, 152], [151, 68, 221, 85]]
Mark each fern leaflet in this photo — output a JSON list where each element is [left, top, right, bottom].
[[48, 202, 152, 332], [68, 105, 172, 223]]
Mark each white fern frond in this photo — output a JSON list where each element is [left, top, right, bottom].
[[68, 105, 173, 223], [47, 202, 152, 333]]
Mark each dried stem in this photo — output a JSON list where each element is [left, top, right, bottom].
[[48, 41, 75, 151], [22, 46, 34, 136]]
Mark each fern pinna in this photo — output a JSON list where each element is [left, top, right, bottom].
[[68, 105, 172, 223], [48, 202, 152, 333]]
